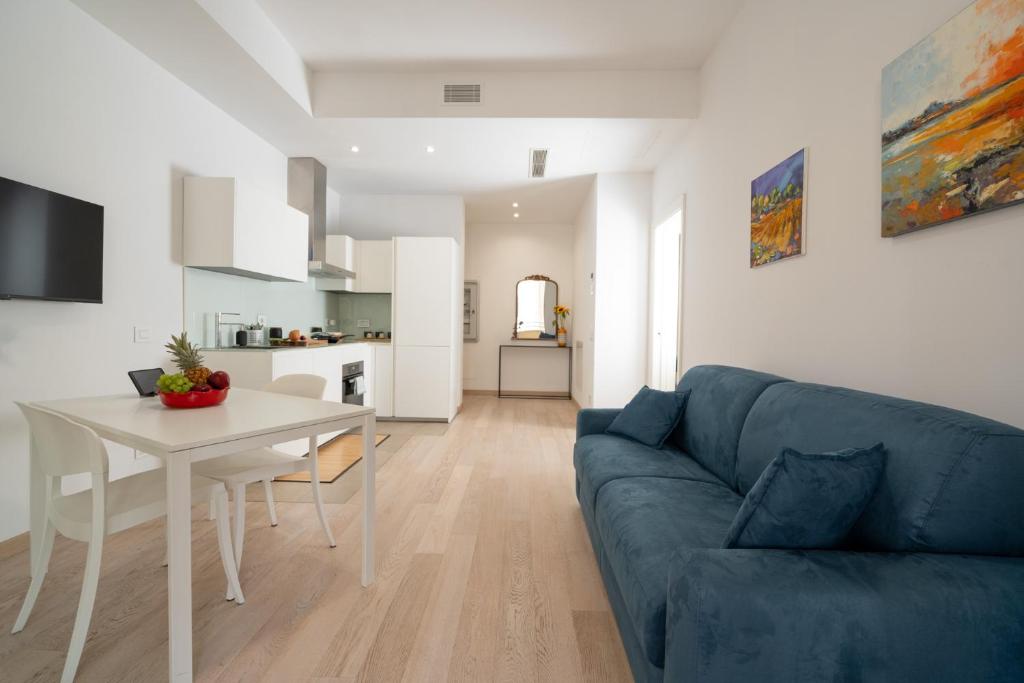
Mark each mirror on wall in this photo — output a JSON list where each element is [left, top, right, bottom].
[[514, 275, 558, 339]]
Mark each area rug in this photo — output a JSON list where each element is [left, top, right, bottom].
[[275, 433, 390, 483]]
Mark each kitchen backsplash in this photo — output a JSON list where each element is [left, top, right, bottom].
[[184, 268, 340, 347], [338, 292, 392, 338]]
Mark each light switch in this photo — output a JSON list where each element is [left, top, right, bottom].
[[133, 326, 151, 343]]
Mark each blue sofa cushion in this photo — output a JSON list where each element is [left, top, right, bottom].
[[670, 365, 790, 488], [723, 443, 886, 549], [737, 382, 1024, 555], [594, 476, 743, 668], [574, 433, 726, 516], [607, 386, 690, 448]]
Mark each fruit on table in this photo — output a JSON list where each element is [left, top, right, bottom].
[[207, 370, 230, 390], [288, 329, 301, 342], [157, 373, 193, 394], [193, 384, 212, 393], [165, 332, 211, 385]]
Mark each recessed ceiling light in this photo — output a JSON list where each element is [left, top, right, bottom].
[[512, 202, 519, 208], [513, 212, 520, 219], [426, 145, 436, 154], [350, 145, 360, 153]]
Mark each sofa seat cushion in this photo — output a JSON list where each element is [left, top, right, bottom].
[[574, 433, 726, 516], [594, 476, 743, 668]]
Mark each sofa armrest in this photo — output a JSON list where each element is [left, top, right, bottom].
[[665, 548, 1024, 683], [576, 408, 621, 439]]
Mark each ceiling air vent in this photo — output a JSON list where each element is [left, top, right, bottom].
[[529, 148, 548, 178], [443, 83, 482, 104]]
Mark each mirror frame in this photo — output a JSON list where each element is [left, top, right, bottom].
[[513, 274, 558, 339]]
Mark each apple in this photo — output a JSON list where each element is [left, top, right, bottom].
[[208, 370, 230, 390], [193, 384, 211, 393]]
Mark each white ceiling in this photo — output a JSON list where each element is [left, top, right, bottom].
[[73, 0, 724, 223], [256, 0, 741, 71], [317, 117, 689, 222]]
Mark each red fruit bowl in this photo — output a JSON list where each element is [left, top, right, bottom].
[[159, 387, 229, 409]]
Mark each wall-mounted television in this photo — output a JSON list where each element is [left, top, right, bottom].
[[0, 176, 104, 303]]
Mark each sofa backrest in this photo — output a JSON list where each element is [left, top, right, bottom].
[[736, 382, 1024, 556], [670, 365, 790, 486]]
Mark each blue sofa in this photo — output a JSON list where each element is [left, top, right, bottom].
[[574, 365, 1024, 682]]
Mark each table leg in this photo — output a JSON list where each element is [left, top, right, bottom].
[[166, 453, 193, 682], [362, 413, 376, 586], [29, 436, 44, 577]]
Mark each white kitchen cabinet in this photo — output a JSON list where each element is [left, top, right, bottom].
[[184, 177, 308, 282], [373, 344, 393, 417], [354, 240, 393, 293], [311, 346, 344, 404], [316, 235, 357, 291], [394, 346, 450, 420]]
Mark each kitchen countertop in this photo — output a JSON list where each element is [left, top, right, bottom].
[[202, 340, 389, 352]]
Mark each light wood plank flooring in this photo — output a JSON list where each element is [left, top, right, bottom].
[[0, 396, 631, 682]]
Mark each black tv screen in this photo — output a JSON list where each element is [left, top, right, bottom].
[[0, 176, 103, 303]]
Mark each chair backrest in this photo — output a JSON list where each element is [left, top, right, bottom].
[[261, 373, 327, 400], [16, 403, 109, 477]]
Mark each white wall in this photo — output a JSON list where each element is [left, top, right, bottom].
[[0, 0, 287, 541], [653, 0, 1024, 427], [335, 194, 466, 244], [571, 174, 652, 408], [573, 181, 598, 406], [592, 174, 652, 407], [463, 222, 575, 391]]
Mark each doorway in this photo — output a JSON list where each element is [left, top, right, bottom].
[[649, 206, 683, 390]]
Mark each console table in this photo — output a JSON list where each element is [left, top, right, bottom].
[[498, 344, 572, 399]]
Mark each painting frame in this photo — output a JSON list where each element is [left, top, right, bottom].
[[750, 148, 808, 269], [881, 0, 1024, 238]]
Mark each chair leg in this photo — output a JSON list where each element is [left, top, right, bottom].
[[11, 517, 56, 633], [232, 483, 246, 570], [61, 531, 103, 683], [214, 490, 244, 604], [262, 480, 278, 527], [207, 490, 217, 521], [309, 441, 336, 548]]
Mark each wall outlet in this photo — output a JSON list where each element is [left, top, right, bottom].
[[357, 319, 370, 328], [327, 319, 336, 326], [132, 325, 151, 343]]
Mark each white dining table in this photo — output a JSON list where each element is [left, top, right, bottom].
[[30, 388, 376, 682]]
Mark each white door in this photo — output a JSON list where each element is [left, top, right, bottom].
[[649, 208, 683, 390], [394, 346, 451, 419]]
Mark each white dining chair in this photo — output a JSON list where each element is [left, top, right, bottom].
[[11, 403, 245, 683], [193, 374, 336, 588]]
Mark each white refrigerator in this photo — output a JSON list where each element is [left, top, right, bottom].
[[393, 236, 461, 421]]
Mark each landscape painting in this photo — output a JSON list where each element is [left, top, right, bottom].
[[751, 148, 806, 267], [881, 0, 1024, 237]]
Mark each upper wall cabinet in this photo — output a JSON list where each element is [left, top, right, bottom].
[[184, 177, 308, 282], [355, 239, 393, 293], [316, 237, 393, 293]]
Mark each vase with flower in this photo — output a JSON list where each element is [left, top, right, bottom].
[[553, 305, 571, 347]]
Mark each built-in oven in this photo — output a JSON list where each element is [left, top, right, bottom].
[[342, 361, 365, 406]]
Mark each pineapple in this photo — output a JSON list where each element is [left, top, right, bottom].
[[165, 332, 211, 385]]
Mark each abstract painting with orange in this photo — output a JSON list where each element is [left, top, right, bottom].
[[751, 149, 806, 267], [882, 0, 1024, 236]]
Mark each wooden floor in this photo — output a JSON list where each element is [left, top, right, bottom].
[[0, 395, 632, 682]]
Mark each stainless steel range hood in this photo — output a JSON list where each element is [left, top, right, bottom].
[[287, 157, 356, 279]]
